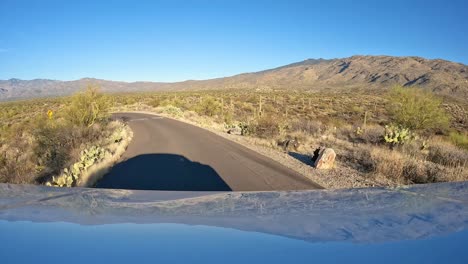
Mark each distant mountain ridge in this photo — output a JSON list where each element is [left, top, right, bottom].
[[1, 55, 467, 101]]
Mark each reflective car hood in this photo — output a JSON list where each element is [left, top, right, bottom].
[[1, 182, 468, 263]]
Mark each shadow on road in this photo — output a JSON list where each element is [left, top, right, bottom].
[[95, 154, 232, 191], [288, 152, 314, 166]]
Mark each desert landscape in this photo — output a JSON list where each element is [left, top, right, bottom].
[[1, 56, 466, 190], [1, 1, 468, 263]]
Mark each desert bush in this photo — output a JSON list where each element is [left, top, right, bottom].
[[262, 103, 276, 115], [223, 110, 234, 125], [0, 156, 34, 184], [0, 137, 36, 184], [0, 91, 123, 186], [239, 102, 256, 114], [371, 148, 405, 182], [32, 100, 114, 183], [402, 159, 442, 183], [427, 141, 468, 167], [195, 96, 222, 117], [370, 146, 462, 184], [387, 86, 450, 133], [32, 119, 100, 172], [148, 97, 162, 107], [155, 105, 184, 117], [359, 125, 385, 144], [340, 124, 384, 144], [339, 145, 376, 173], [290, 119, 324, 136], [335, 128, 354, 143], [449, 132, 468, 150], [64, 85, 111, 127], [160, 97, 188, 109], [33, 120, 72, 175], [0, 153, 6, 182], [252, 115, 282, 138], [396, 138, 428, 159]]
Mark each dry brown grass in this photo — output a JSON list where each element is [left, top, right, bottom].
[[370, 147, 467, 184], [371, 148, 405, 182], [359, 125, 385, 144], [339, 144, 376, 173], [427, 140, 468, 167]]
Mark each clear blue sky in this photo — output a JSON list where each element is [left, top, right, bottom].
[[0, 0, 466, 82]]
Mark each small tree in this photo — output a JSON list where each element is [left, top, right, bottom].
[[387, 86, 450, 133], [64, 85, 110, 127], [195, 96, 222, 117]]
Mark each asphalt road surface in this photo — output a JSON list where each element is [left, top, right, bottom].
[[95, 112, 323, 191]]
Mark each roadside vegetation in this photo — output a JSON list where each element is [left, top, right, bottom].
[[0, 86, 131, 186], [113, 86, 467, 188], [1, 85, 466, 189]]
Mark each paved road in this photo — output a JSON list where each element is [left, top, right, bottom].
[[95, 112, 323, 191]]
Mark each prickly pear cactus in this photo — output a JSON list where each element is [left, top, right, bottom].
[[384, 125, 412, 145], [47, 145, 107, 187]]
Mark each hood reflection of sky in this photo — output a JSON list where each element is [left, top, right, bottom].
[[1, 221, 468, 264], [1, 181, 468, 263]]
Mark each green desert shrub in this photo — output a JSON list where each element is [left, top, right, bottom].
[[195, 96, 222, 117], [159, 97, 187, 109], [64, 85, 111, 127], [148, 97, 162, 107], [156, 105, 184, 117], [0, 90, 119, 186], [33, 110, 104, 179], [387, 86, 450, 133], [33, 120, 72, 174], [223, 110, 234, 125], [449, 132, 468, 150]]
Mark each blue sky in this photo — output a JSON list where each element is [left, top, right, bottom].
[[0, 0, 466, 82]]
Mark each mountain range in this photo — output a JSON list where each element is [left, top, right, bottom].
[[1, 55, 467, 101]]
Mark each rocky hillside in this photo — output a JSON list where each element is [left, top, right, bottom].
[[193, 55, 468, 96], [1, 55, 467, 101]]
